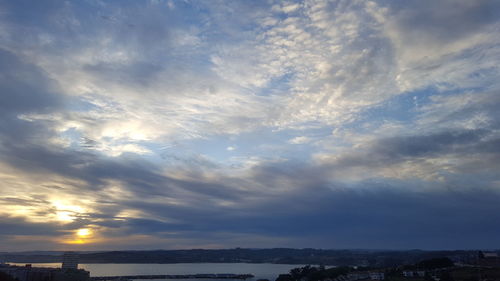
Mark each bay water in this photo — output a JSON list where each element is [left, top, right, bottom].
[[8, 263, 308, 281]]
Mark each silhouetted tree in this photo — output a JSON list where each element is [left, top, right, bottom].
[[276, 274, 294, 281], [417, 257, 454, 269], [440, 271, 454, 281], [284, 265, 352, 281], [0, 272, 18, 281]]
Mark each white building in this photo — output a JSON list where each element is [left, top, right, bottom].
[[369, 272, 385, 280], [483, 252, 498, 258], [416, 271, 426, 277], [62, 252, 79, 270], [403, 271, 426, 278], [347, 272, 370, 280], [403, 271, 414, 277], [347, 272, 384, 280]]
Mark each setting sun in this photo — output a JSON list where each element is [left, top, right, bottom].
[[65, 228, 94, 244]]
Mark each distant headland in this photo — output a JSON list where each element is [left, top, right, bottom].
[[2, 248, 498, 267]]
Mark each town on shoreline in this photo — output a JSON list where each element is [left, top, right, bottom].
[[1, 250, 499, 281]]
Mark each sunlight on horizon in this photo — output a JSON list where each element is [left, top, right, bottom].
[[63, 228, 95, 245]]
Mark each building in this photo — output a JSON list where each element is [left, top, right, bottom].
[[403, 270, 426, 278], [482, 252, 499, 258], [347, 272, 385, 280], [402, 271, 414, 277], [369, 272, 385, 280], [61, 252, 79, 270], [0, 264, 89, 281], [478, 251, 500, 267], [416, 271, 425, 277], [347, 272, 370, 280]]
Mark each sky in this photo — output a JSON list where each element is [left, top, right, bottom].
[[0, 0, 500, 252]]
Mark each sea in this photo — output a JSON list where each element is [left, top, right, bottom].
[[7, 262, 311, 281]]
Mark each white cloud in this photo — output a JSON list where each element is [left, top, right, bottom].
[[1, 0, 500, 251], [288, 136, 312, 145], [4, 0, 498, 149]]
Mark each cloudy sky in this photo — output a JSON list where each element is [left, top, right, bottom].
[[0, 0, 500, 251]]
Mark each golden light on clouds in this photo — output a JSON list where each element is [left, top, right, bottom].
[[51, 200, 85, 222], [64, 228, 95, 245], [77, 228, 92, 238]]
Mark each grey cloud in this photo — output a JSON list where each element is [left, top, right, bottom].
[[0, 136, 251, 212], [60, 149, 495, 249], [0, 49, 175, 199], [83, 62, 164, 87], [0, 0, 66, 28], [1, 0, 177, 52], [1, 121, 500, 250], [1, 0, 200, 92], [84, 124, 500, 249], [387, 0, 500, 45], [476, 137, 500, 154], [371, 129, 489, 159], [88, 179, 500, 249], [0, 197, 49, 207], [0, 216, 66, 236], [0, 48, 67, 161], [328, 128, 497, 173], [0, 49, 62, 116]]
